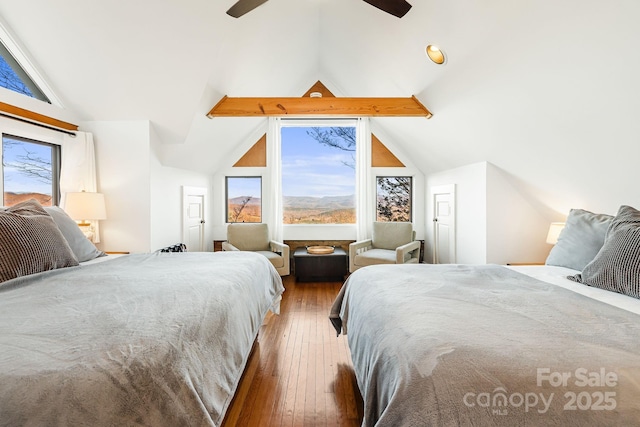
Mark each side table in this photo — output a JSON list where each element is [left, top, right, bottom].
[[293, 247, 347, 282]]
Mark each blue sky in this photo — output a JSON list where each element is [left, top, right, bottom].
[[2, 137, 52, 194], [281, 126, 355, 198], [227, 176, 261, 199], [227, 126, 356, 200]]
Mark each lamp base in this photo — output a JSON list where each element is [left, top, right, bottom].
[[77, 223, 95, 241]]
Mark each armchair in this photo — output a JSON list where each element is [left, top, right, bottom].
[[222, 223, 290, 276], [349, 222, 420, 273]]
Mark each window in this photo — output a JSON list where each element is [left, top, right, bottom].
[[0, 42, 50, 102], [281, 124, 356, 224], [376, 176, 412, 222], [226, 176, 262, 223], [2, 134, 60, 207]]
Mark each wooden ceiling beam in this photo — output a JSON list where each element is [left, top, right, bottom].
[[207, 95, 432, 118]]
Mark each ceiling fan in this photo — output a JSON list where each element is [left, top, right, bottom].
[[226, 0, 412, 19]]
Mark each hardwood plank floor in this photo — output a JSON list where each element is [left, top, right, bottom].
[[222, 276, 364, 427]]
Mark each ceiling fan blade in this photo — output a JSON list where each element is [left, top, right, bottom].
[[226, 0, 269, 18], [362, 0, 412, 18]]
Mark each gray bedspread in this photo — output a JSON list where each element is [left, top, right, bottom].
[[330, 264, 640, 426], [0, 251, 284, 426]]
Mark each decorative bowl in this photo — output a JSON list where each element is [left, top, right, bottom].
[[306, 245, 335, 254]]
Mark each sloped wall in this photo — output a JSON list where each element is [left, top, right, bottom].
[[426, 161, 556, 265]]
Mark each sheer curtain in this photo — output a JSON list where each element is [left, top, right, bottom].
[[356, 117, 373, 240], [266, 117, 283, 242], [60, 131, 101, 242]]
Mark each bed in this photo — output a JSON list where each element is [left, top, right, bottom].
[[0, 200, 285, 426], [330, 205, 640, 426]]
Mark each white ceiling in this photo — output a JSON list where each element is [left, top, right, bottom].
[[1, 0, 639, 213]]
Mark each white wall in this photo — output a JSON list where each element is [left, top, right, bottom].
[[485, 164, 553, 264], [426, 161, 568, 265], [84, 120, 151, 253], [84, 120, 214, 253], [150, 132, 212, 251]]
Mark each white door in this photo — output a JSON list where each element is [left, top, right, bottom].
[[431, 184, 456, 264], [182, 186, 207, 252]]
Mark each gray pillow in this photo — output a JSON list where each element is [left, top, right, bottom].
[[545, 208, 613, 270], [44, 206, 105, 262], [568, 205, 640, 299], [0, 199, 79, 283]]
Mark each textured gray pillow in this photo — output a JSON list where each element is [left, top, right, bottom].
[[0, 199, 79, 283], [44, 206, 105, 262], [545, 208, 613, 270], [568, 205, 640, 299]]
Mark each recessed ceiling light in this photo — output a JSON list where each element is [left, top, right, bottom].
[[426, 44, 446, 65]]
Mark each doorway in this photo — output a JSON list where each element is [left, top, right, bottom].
[[430, 184, 456, 264], [182, 186, 207, 252]]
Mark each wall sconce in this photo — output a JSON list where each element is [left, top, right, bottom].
[[64, 191, 107, 242], [546, 222, 566, 245]]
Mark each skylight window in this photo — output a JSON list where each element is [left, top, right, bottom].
[[0, 41, 50, 103]]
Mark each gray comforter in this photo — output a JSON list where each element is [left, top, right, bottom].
[[0, 251, 284, 426], [330, 264, 640, 426]]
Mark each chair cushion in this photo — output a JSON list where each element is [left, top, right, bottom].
[[256, 250, 284, 268], [372, 222, 414, 250], [227, 223, 270, 251], [354, 248, 398, 267]]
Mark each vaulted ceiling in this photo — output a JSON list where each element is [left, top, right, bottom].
[[0, 0, 638, 213]]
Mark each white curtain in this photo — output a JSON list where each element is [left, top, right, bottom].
[[356, 117, 373, 240], [60, 131, 101, 242], [266, 117, 283, 242]]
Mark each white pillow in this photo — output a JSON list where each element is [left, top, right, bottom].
[[44, 206, 105, 262]]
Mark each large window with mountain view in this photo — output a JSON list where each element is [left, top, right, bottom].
[[281, 124, 356, 224], [2, 134, 60, 207]]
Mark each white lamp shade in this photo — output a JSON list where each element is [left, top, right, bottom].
[[64, 192, 107, 221], [546, 222, 565, 245]]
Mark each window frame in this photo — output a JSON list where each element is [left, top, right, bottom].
[[225, 175, 263, 223], [2, 133, 60, 206]]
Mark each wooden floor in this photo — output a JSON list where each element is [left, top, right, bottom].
[[222, 276, 364, 427]]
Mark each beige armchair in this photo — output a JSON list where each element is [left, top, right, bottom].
[[222, 223, 290, 276], [349, 222, 420, 273]]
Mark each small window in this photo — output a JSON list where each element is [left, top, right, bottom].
[[0, 42, 50, 102], [2, 134, 60, 207], [376, 176, 412, 222], [226, 176, 262, 223]]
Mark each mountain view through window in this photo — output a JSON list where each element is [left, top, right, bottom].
[[281, 126, 356, 224]]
